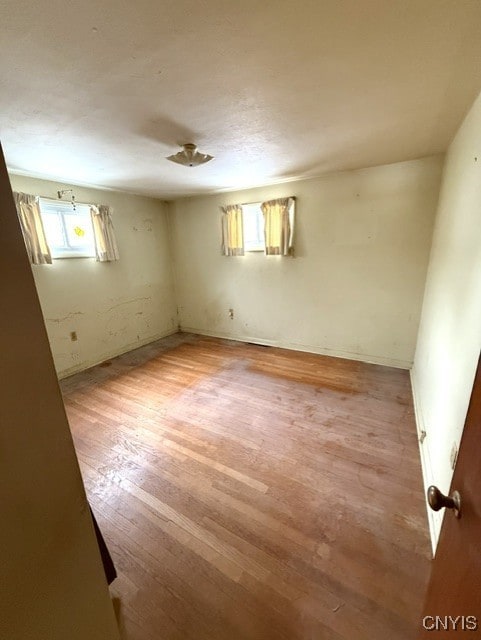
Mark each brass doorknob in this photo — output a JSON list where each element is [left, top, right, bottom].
[[427, 485, 461, 518]]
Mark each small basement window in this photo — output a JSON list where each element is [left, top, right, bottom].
[[242, 199, 296, 252], [39, 199, 96, 259], [242, 202, 264, 251]]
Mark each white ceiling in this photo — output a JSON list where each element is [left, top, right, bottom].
[[2, 0, 481, 199]]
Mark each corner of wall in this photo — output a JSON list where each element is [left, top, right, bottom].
[[164, 200, 180, 329]]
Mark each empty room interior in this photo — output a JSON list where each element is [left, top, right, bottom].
[[2, 1, 481, 639]]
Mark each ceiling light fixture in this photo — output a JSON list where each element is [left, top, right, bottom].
[[166, 143, 213, 167]]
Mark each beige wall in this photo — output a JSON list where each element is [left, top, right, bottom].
[[169, 156, 442, 368], [412, 92, 481, 550], [1, 146, 119, 640], [9, 174, 178, 378]]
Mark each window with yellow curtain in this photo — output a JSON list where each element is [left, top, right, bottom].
[[221, 198, 295, 256]]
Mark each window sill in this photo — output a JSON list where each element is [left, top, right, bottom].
[[51, 254, 96, 260]]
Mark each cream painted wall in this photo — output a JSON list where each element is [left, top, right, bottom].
[[1, 144, 119, 640], [169, 156, 442, 368], [9, 174, 178, 378], [411, 92, 481, 551]]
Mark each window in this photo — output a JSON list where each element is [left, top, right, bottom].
[[39, 199, 96, 259], [242, 199, 296, 253], [242, 202, 264, 251]]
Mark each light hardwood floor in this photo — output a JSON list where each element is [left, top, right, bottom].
[[61, 333, 431, 640]]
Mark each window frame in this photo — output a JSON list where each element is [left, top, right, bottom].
[[38, 198, 96, 260], [242, 201, 265, 252]]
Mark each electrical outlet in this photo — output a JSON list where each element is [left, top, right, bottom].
[[450, 442, 458, 470], [70, 331, 78, 342], [228, 308, 234, 319]]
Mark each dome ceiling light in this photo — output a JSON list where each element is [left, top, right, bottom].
[[166, 143, 214, 167]]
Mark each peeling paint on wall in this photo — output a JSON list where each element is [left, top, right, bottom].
[[46, 311, 84, 323], [99, 297, 152, 315]]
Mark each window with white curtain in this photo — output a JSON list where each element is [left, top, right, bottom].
[[39, 199, 96, 259], [242, 199, 296, 253]]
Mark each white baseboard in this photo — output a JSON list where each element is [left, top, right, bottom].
[[179, 326, 412, 369]]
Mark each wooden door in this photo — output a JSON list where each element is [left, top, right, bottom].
[[419, 353, 481, 636]]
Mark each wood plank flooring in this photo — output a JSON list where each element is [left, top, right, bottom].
[[61, 333, 431, 640]]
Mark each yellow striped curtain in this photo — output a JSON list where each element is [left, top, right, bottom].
[[221, 204, 244, 256]]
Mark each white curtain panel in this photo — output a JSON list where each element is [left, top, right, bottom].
[[13, 192, 52, 265], [221, 204, 244, 256], [90, 205, 120, 262], [261, 197, 295, 256]]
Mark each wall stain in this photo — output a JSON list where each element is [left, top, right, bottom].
[[132, 219, 153, 232]]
